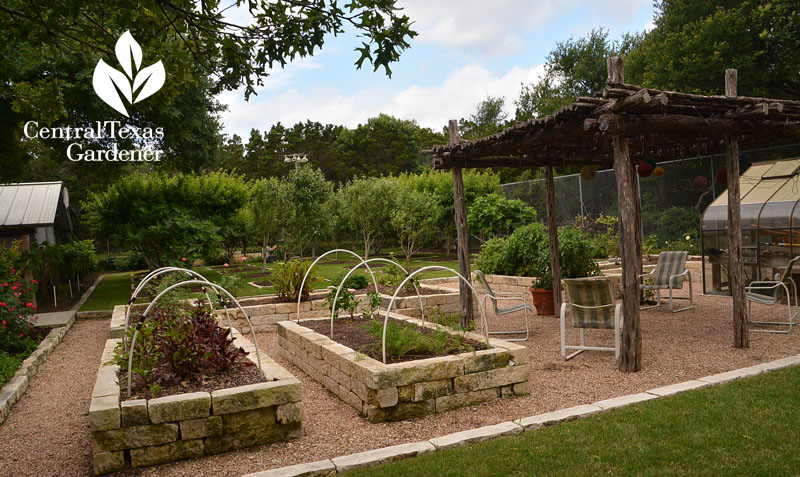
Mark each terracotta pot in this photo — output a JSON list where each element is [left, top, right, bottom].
[[529, 287, 555, 316]]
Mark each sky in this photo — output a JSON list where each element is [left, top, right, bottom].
[[218, 0, 656, 139]]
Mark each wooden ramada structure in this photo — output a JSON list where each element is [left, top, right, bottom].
[[423, 57, 800, 372]]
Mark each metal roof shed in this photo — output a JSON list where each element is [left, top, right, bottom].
[[0, 181, 72, 244]]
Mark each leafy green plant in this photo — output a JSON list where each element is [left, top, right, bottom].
[[0, 243, 40, 355], [593, 214, 620, 258], [335, 272, 368, 290], [362, 319, 474, 359], [272, 259, 314, 301], [362, 291, 382, 319], [113, 301, 251, 397], [325, 286, 360, 319], [468, 193, 537, 239], [428, 308, 473, 331]]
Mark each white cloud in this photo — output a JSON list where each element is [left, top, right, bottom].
[[219, 62, 545, 136]]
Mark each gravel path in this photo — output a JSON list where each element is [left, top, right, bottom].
[[2, 263, 798, 476], [0, 319, 107, 476]]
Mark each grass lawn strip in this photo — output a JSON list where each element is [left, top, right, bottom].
[[79, 272, 135, 311], [341, 363, 800, 476]]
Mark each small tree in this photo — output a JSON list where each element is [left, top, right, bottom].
[[339, 177, 398, 259], [391, 188, 437, 261], [286, 165, 333, 258], [467, 193, 537, 240], [249, 177, 290, 268]]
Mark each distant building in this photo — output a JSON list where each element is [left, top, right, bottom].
[[0, 181, 73, 245]]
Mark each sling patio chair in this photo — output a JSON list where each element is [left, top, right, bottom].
[[560, 277, 621, 360], [639, 250, 694, 313], [475, 270, 533, 341], [745, 255, 799, 334]]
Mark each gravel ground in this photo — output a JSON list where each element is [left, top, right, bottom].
[[2, 263, 798, 476]]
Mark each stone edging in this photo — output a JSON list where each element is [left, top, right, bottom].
[[241, 354, 800, 477], [0, 319, 75, 425]]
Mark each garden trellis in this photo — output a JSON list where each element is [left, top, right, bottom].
[[423, 58, 800, 372]]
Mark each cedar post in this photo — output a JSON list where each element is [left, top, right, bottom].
[[725, 69, 749, 348], [544, 162, 561, 312], [448, 120, 474, 328], [607, 56, 642, 372]]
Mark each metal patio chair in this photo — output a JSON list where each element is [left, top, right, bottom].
[[639, 251, 693, 313], [746, 255, 799, 333], [475, 270, 532, 341], [560, 277, 621, 360]]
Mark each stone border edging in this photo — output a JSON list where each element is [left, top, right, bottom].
[[241, 353, 800, 477], [0, 318, 75, 425]]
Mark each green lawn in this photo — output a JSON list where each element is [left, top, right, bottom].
[[80, 253, 468, 310], [79, 272, 137, 311], [346, 365, 800, 476]]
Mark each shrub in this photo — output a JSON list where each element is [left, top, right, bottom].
[[60, 240, 98, 277], [335, 272, 368, 290], [113, 301, 251, 398], [272, 259, 314, 301], [325, 286, 360, 319], [0, 244, 39, 355], [468, 193, 537, 238]]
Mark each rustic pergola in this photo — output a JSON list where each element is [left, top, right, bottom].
[[423, 57, 800, 372]]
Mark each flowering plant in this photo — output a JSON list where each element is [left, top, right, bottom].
[[0, 267, 39, 354]]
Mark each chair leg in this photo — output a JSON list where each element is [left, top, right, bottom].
[[751, 281, 796, 333], [560, 303, 567, 359], [669, 271, 693, 313]]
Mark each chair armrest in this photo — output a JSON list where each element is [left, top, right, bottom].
[[668, 268, 690, 286], [745, 281, 781, 292]]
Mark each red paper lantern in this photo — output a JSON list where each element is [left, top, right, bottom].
[[716, 167, 728, 186], [653, 166, 665, 177], [693, 176, 708, 189], [637, 162, 653, 178]]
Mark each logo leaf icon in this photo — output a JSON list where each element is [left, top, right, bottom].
[[115, 31, 142, 79], [93, 59, 133, 116], [133, 61, 165, 104]]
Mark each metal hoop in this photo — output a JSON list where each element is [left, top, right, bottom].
[[124, 267, 210, 334], [126, 279, 263, 397], [330, 258, 425, 338], [382, 266, 489, 364], [296, 249, 379, 323]]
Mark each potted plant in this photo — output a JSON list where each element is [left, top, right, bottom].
[[529, 270, 556, 316]]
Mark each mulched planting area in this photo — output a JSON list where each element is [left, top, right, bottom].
[[349, 284, 449, 297], [252, 280, 273, 287], [5, 263, 800, 476], [302, 316, 488, 363], [35, 273, 100, 313], [122, 362, 262, 400]]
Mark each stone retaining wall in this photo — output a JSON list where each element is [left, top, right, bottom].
[[277, 314, 529, 423], [90, 330, 303, 474]]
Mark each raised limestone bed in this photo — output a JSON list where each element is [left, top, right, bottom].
[[89, 329, 303, 474], [277, 313, 529, 423]]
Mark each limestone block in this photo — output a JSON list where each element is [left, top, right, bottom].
[[453, 365, 529, 393], [376, 387, 399, 408], [331, 441, 435, 472], [329, 365, 351, 388], [435, 388, 499, 413], [180, 415, 223, 439], [275, 303, 295, 314], [462, 349, 510, 374], [205, 423, 301, 455], [377, 355, 464, 388], [222, 407, 276, 433], [242, 459, 335, 477], [212, 379, 302, 415], [414, 379, 453, 402], [512, 381, 531, 396], [148, 392, 211, 424], [129, 439, 204, 467], [92, 423, 178, 452], [92, 367, 120, 399], [429, 421, 522, 450], [5, 376, 28, 400], [90, 395, 121, 432], [397, 385, 414, 403], [276, 402, 304, 425], [365, 400, 434, 422], [337, 384, 363, 411], [121, 399, 149, 427], [516, 404, 602, 429], [92, 450, 125, 475]]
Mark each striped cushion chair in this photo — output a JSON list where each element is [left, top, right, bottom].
[[639, 251, 694, 313], [560, 277, 622, 361], [745, 255, 799, 333]]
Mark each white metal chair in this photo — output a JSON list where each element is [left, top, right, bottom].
[[745, 255, 799, 333], [639, 251, 693, 313], [560, 277, 622, 360], [475, 270, 532, 341]]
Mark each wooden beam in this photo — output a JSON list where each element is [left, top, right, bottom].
[[448, 120, 474, 329], [597, 113, 800, 137], [725, 69, 749, 349], [613, 136, 642, 372], [544, 162, 561, 313]]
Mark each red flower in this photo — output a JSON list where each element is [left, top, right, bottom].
[[19, 333, 23, 338], [2, 320, 6, 325], [26, 302, 33, 307], [32, 279, 38, 285], [182, 257, 187, 262], [223, 263, 229, 268]]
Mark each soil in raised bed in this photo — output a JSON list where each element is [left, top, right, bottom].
[[252, 280, 273, 287], [302, 315, 488, 364], [349, 284, 449, 298], [121, 361, 263, 400]]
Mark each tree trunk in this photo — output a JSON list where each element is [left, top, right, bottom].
[[544, 162, 561, 312], [449, 120, 474, 329]]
